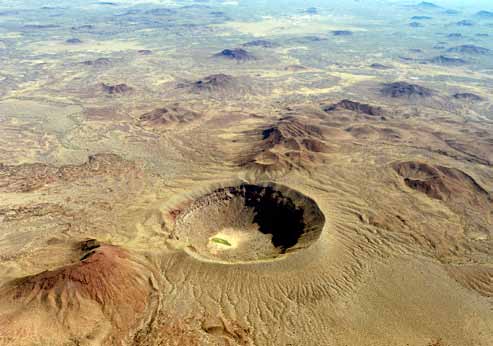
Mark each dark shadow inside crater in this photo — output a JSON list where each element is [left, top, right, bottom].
[[235, 185, 306, 251]]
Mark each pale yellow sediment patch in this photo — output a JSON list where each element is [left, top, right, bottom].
[[213, 16, 365, 37], [0, 32, 23, 39], [27, 39, 145, 54]]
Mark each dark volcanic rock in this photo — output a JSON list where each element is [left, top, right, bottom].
[[409, 22, 424, 27], [71, 25, 94, 30], [324, 99, 383, 116], [305, 7, 318, 14], [476, 10, 493, 18], [293, 36, 327, 43], [332, 30, 353, 36], [210, 11, 225, 17], [284, 65, 307, 72], [411, 16, 432, 20], [456, 20, 474, 26], [214, 48, 255, 61], [66, 38, 82, 44], [80, 239, 101, 252], [445, 9, 460, 15], [101, 83, 133, 94], [381, 82, 433, 98], [453, 93, 483, 101], [145, 8, 176, 16], [241, 117, 329, 173], [23, 24, 60, 29], [417, 2, 441, 9], [447, 33, 462, 38], [243, 40, 279, 48], [82, 58, 111, 66], [191, 74, 237, 92], [429, 55, 467, 65], [370, 63, 391, 70], [137, 49, 152, 55], [447, 45, 490, 54], [393, 161, 489, 201]]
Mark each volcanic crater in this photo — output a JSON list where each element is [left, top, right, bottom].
[[171, 183, 325, 264]]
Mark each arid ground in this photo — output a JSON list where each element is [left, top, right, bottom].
[[0, 1, 492, 345]]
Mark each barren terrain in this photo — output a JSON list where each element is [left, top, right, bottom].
[[0, 0, 492, 345]]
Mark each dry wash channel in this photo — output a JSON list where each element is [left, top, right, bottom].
[[172, 183, 325, 264]]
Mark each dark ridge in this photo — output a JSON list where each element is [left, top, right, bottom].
[[417, 2, 441, 9], [305, 7, 318, 14], [284, 64, 307, 72], [101, 83, 133, 94], [324, 99, 383, 116], [409, 48, 422, 53], [80, 239, 101, 252], [409, 22, 424, 27], [97, 1, 117, 5], [71, 25, 94, 30], [476, 10, 493, 18], [370, 63, 391, 69], [23, 24, 60, 29], [445, 9, 460, 15], [381, 82, 433, 98], [192, 74, 236, 91], [456, 20, 474, 26], [137, 49, 152, 55], [399, 56, 416, 61], [114, 9, 141, 16], [393, 161, 489, 201], [332, 30, 353, 36], [65, 38, 82, 44], [291, 36, 328, 43], [411, 16, 432, 20], [243, 40, 279, 48], [145, 8, 176, 16], [447, 33, 462, 38], [80, 251, 97, 261], [210, 11, 226, 16], [429, 55, 467, 66], [453, 93, 483, 101], [213, 48, 255, 61], [476, 33, 489, 37], [81, 58, 111, 66], [447, 45, 490, 54]]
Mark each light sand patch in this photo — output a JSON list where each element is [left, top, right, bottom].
[[213, 16, 365, 37], [27, 39, 145, 54]]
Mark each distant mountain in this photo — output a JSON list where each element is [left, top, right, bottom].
[[416, 2, 441, 9], [213, 48, 256, 61], [476, 10, 493, 18], [456, 20, 474, 26], [447, 45, 490, 54], [429, 55, 467, 66]]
